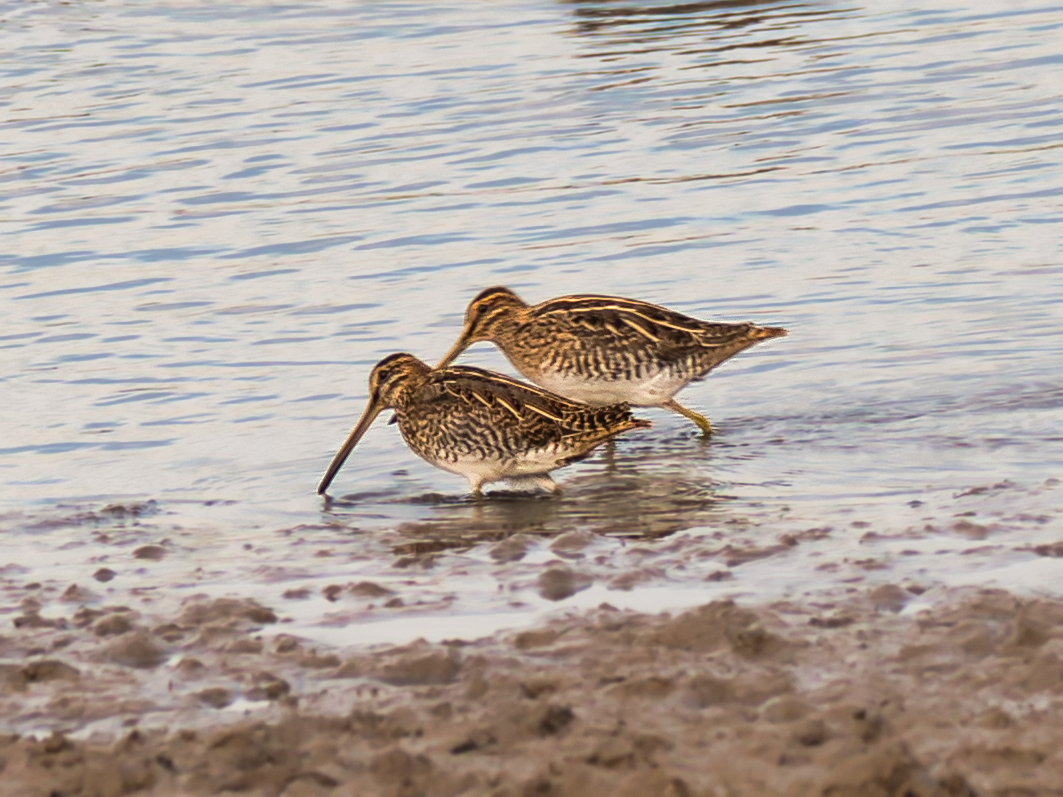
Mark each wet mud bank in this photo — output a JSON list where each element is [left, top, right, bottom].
[[4, 586, 1063, 796]]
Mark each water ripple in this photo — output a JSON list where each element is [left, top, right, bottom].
[[1, 0, 1061, 609]]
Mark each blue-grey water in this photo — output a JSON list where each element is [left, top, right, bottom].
[[3, 0, 1063, 649]]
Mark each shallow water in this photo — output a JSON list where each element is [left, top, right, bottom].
[[3, 0, 1063, 650]]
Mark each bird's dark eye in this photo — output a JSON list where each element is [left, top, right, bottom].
[[371, 354, 411, 392], [377, 366, 401, 387]]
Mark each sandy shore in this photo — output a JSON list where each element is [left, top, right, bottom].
[[4, 578, 1063, 796]]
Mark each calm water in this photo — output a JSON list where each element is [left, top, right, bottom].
[[3, 0, 1063, 643]]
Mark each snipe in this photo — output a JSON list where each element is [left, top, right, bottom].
[[317, 353, 650, 496], [436, 287, 787, 436]]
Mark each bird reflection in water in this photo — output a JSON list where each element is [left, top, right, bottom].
[[562, 0, 826, 44], [325, 442, 728, 556]]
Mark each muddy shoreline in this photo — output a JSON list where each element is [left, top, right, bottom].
[[4, 580, 1063, 796]]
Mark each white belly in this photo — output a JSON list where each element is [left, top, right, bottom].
[[530, 368, 686, 407], [414, 444, 568, 491]]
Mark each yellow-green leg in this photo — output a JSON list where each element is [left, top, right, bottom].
[[662, 399, 713, 437], [467, 476, 485, 498]]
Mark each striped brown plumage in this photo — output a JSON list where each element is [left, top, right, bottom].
[[317, 353, 650, 496], [436, 287, 787, 435]]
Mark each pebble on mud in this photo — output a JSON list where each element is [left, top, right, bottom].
[[133, 545, 168, 561], [548, 531, 596, 558], [608, 566, 666, 591], [537, 563, 592, 601], [100, 630, 167, 669], [489, 535, 532, 563], [869, 584, 910, 613], [197, 687, 234, 709], [12, 613, 67, 630], [178, 597, 278, 627], [60, 584, 96, 603], [5, 659, 81, 691], [93, 613, 135, 637], [377, 649, 461, 686], [245, 671, 291, 701], [512, 629, 563, 650], [347, 581, 395, 598]]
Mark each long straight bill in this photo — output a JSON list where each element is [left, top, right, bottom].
[[316, 399, 384, 495], [434, 324, 473, 370]]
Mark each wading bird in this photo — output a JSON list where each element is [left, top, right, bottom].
[[437, 287, 787, 436], [317, 353, 650, 496]]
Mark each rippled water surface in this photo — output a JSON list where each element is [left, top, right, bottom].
[[3, 0, 1063, 643]]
